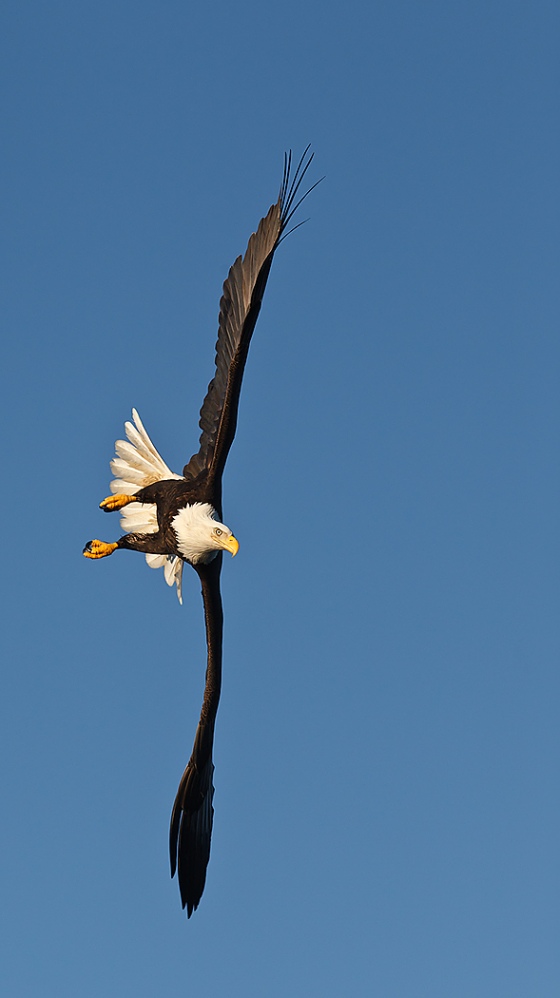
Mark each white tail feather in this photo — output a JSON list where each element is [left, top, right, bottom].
[[146, 554, 167, 569], [109, 410, 185, 602], [164, 556, 184, 603], [119, 504, 159, 535], [146, 553, 184, 604]]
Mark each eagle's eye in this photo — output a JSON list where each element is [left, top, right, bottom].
[[213, 528, 223, 537]]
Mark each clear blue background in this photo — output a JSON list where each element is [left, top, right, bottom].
[[1, 1, 558, 995]]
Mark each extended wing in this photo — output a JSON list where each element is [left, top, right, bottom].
[[169, 556, 223, 917], [183, 148, 318, 506], [171, 151, 320, 915]]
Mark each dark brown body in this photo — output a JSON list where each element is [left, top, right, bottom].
[[116, 476, 214, 557]]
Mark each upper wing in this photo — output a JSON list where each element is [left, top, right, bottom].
[[183, 148, 319, 495], [169, 555, 223, 917]]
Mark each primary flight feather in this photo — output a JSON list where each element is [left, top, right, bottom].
[[84, 148, 319, 916]]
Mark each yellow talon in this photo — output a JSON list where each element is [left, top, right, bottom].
[[83, 540, 119, 559], [99, 494, 137, 512]]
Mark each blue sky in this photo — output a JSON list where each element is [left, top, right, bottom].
[[1, 1, 559, 995]]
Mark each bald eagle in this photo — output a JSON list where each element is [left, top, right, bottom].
[[84, 149, 318, 916]]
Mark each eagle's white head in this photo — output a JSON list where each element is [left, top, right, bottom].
[[171, 502, 239, 565]]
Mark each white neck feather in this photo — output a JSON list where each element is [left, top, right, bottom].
[[171, 502, 220, 565]]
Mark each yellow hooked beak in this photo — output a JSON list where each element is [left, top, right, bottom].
[[222, 534, 239, 557]]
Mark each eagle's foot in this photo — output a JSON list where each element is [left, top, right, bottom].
[[83, 539, 119, 559], [99, 494, 137, 512]]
